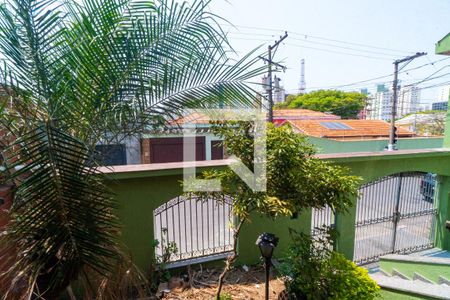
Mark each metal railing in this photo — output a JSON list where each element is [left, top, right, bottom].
[[311, 206, 335, 236], [153, 195, 234, 265]]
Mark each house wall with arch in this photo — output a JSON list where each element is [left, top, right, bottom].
[[106, 149, 450, 271]]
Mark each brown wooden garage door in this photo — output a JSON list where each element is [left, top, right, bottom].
[[149, 137, 205, 163]]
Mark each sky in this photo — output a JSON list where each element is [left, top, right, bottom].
[[208, 0, 450, 107]]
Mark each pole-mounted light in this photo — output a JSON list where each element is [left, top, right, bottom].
[[256, 232, 279, 300]]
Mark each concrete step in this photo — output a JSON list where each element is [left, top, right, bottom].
[[370, 272, 450, 299], [413, 272, 434, 284], [439, 276, 450, 286], [380, 254, 450, 284], [391, 268, 411, 280]]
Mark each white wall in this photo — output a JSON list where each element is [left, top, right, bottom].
[[124, 136, 142, 164]]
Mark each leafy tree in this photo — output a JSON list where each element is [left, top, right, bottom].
[[399, 111, 445, 136], [275, 93, 297, 108], [283, 90, 367, 119], [188, 122, 360, 299], [415, 116, 445, 135], [0, 0, 263, 298]]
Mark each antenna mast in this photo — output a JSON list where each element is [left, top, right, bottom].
[[298, 58, 306, 94]]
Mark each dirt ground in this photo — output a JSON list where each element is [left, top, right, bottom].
[[161, 265, 285, 300]]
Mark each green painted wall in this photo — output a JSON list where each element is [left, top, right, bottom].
[[109, 170, 312, 270], [435, 33, 450, 55], [308, 136, 443, 154], [335, 195, 357, 260], [110, 174, 184, 271], [437, 33, 450, 148], [237, 210, 311, 264], [435, 176, 450, 251], [443, 107, 450, 148], [322, 151, 450, 183]]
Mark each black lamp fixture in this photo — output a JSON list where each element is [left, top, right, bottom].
[[256, 232, 279, 300]]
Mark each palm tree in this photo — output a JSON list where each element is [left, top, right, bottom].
[[0, 0, 263, 298]]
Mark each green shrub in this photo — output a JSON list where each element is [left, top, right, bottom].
[[326, 253, 379, 299], [219, 293, 233, 300], [278, 228, 379, 300]]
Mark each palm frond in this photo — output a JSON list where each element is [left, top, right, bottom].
[[59, 0, 264, 137], [0, 121, 121, 299], [0, 0, 267, 297], [0, 0, 67, 103]]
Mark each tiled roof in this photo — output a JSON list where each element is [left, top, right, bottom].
[[286, 119, 415, 139], [170, 112, 211, 125], [273, 109, 340, 119], [170, 109, 340, 125]]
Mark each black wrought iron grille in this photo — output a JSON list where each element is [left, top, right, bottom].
[[153, 195, 234, 263], [353, 172, 437, 265]]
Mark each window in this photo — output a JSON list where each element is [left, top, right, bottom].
[[95, 144, 127, 166], [320, 122, 353, 130]]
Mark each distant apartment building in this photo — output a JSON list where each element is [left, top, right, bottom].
[[397, 85, 420, 117], [429, 86, 449, 111], [365, 83, 420, 121], [365, 84, 390, 120], [432, 101, 448, 111], [273, 76, 285, 104], [260, 75, 286, 111]]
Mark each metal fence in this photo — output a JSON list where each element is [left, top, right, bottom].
[[311, 206, 335, 236], [153, 195, 234, 265], [354, 172, 437, 265], [311, 206, 335, 250]]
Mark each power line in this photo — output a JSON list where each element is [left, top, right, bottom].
[[416, 80, 450, 91], [222, 24, 449, 95], [220, 23, 415, 55], [406, 65, 450, 86], [286, 42, 393, 61], [289, 36, 401, 58], [227, 31, 403, 58], [283, 71, 450, 94], [297, 58, 450, 90], [228, 35, 397, 61], [363, 68, 450, 90]]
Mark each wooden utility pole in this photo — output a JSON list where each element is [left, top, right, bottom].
[[388, 52, 426, 151], [259, 32, 288, 122], [267, 44, 274, 122]]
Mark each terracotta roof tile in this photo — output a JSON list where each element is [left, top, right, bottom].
[[170, 112, 211, 125], [286, 119, 415, 139], [273, 109, 340, 119], [170, 109, 340, 125]]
